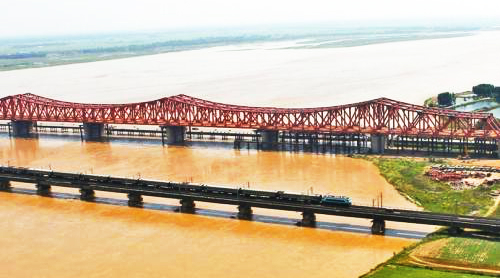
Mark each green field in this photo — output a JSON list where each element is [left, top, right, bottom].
[[366, 264, 492, 278], [364, 157, 497, 215], [437, 237, 500, 269], [360, 157, 500, 278], [362, 232, 500, 278]]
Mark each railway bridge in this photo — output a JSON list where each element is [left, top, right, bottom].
[[1, 166, 499, 235], [0, 93, 499, 155]]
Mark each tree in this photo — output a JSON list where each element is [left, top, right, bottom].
[[437, 92, 455, 106], [472, 84, 494, 98], [493, 87, 500, 102]]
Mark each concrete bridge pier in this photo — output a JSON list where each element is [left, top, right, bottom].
[[258, 130, 279, 150], [80, 188, 95, 201], [127, 193, 143, 207], [0, 179, 11, 191], [448, 226, 464, 236], [371, 219, 386, 235], [36, 182, 51, 196], [161, 126, 186, 145], [11, 120, 36, 137], [83, 123, 104, 140], [370, 134, 387, 154], [180, 198, 196, 213], [237, 204, 253, 220], [299, 211, 316, 227]]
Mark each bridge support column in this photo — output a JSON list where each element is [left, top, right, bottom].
[[371, 219, 386, 235], [127, 193, 143, 207], [448, 226, 464, 236], [0, 179, 11, 191], [237, 204, 253, 220], [258, 130, 279, 150], [299, 211, 316, 227], [11, 120, 35, 137], [370, 134, 387, 154], [83, 123, 104, 140], [80, 188, 95, 201], [162, 126, 186, 144], [180, 198, 195, 213], [36, 182, 51, 196]]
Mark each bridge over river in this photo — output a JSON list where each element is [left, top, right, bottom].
[[1, 166, 499, 235], [0, 93, 499, 156]]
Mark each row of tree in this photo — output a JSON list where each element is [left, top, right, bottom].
[[437, 84, 500, 106], [472, 84, 500, 102]]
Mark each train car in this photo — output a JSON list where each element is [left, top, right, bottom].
[[204, 185, 239, 196], [320, 195, 352, 207], [274, 191, 322, 204]]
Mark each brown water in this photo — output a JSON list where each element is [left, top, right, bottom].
[[0, 137, 431, 278]]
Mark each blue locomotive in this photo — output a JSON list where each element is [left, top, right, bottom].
[[320, 195, 352, 207]]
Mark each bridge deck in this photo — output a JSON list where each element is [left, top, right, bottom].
[[0, 166, 499, 233]]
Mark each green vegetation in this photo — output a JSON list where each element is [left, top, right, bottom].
[[361, 229, 500, 277], [424, 97, 438, 107], [491, 205, 500, 218], [437, 92, 456, 107], [493, 87, 500, 102], [426, 84, 500, 119], [359, 157, 500, 278], [365, 265, 490, 278], [473, 84, 495, 98], [365, 157, 496, 215], [438, 237, 500, 269]]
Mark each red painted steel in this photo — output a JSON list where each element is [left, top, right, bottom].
[[0, 93, 499, 138]]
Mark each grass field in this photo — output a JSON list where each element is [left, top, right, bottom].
[[492, 206, 500, 218], [437, 237, 500, 269], [360, 157, 500, 278], [362, 232, 500, 278], [364, 157, 497, 215], [366, 264, 493, 278]]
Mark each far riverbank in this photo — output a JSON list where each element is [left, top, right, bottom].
[[1, 31, 500, 107]]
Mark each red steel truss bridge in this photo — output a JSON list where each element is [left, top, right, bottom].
[[0, 93, 499, 139]]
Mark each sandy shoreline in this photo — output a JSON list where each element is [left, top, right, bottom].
[[1, 31, 500, 107]]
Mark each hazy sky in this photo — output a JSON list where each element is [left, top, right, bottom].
[[1, 0, 500, 37]]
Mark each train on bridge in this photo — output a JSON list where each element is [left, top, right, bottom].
[[1, 166, 499, 235]]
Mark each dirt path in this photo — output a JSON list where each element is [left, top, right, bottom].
[[408, 254, 500, 276], [485, 195, 500, 217]]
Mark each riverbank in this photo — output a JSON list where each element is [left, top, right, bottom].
[[361, 156, 498, 215], [0, 27, 477, 72], [359, 156, 500, 277], [2, 31, 500, 107]]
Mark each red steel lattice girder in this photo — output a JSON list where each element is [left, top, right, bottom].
[[0, 93, 499, 139]]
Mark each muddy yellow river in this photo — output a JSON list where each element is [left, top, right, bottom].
[[0, 137, 432, 278]]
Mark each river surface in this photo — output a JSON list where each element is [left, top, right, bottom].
[[2, 31, 500, 107], [0, 136, 434, 278], [1, 28, 496, 278]]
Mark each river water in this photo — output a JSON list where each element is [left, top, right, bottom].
[[0, 136, 434, 278], [2, 28, 497, 278]]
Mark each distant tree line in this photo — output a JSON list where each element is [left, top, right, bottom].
[[472, 83, 500, 102], [436, 83, 500, 106]]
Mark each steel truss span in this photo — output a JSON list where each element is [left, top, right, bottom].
[[1, 93, 499, 139]]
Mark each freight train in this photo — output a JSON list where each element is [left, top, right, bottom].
[[0, 166, 352, 207]]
